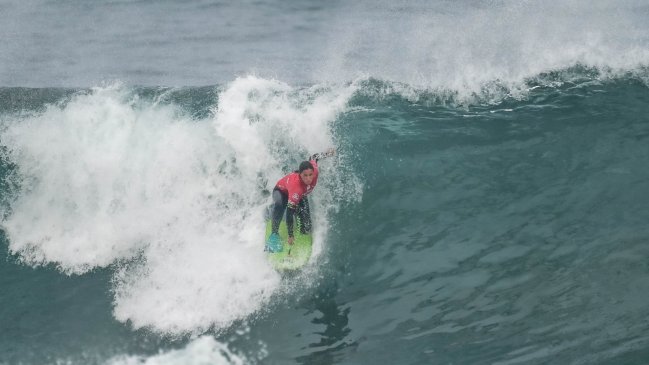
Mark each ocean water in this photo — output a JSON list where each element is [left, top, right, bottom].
[[2, 1, 649, 364]]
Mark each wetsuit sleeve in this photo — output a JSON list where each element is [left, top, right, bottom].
[[286, 205, 296, 237]]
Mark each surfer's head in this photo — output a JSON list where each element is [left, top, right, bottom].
[[298, 161, 314, 185]]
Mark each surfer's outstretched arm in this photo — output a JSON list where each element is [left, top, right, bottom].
[[309, 148, 335, 163]]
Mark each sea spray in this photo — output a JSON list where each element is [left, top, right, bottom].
[[0, 77, 362, 334], [314, 0, 649, 103]]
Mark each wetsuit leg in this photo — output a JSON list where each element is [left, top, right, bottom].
[[297, 197, 312, 234], [271, 188, 288, 234]]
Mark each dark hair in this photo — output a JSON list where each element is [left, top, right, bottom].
[[297, 161, 314, 173]]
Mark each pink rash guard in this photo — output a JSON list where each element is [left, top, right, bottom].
[[275, 159, 319, 208]]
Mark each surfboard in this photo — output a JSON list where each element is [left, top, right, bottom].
[[265, 217, 312, 271]]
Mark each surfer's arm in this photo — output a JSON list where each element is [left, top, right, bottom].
[[309, 148, 336, 163], [286, 204, 297, 239]]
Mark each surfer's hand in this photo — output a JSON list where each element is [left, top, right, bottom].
[[326, 148, 335, 157], [288, 236, 295, 245]]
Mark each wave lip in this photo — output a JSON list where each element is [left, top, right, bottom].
[[346, 64, 649, 107]]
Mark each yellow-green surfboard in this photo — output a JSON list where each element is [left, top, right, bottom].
[[265, 218, 313, 271]]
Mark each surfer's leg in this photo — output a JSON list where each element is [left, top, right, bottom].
[[271, 189, 288, 234], [297, 197, 312, 234]]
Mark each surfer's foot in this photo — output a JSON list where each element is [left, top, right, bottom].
[[266, 233, 283, 253]]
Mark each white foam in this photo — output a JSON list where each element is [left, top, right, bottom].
[[0, 76, 362, 334], [315, 0, 649, 101], [105, 336, 248, 365]]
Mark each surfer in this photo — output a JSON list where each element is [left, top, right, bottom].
[[267, 148, 335, 250]]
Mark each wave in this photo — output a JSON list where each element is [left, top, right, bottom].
[[0, 67, 645, 336], [0, 76, 362, 334], [2, 64, 647, 114]]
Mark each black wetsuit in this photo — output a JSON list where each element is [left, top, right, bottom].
[[271, 153, 327, 237], [271, 188, 311, 236]]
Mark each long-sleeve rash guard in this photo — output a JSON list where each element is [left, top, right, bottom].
[[274, 159, 319, 237]]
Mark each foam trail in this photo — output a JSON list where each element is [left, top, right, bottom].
[[105, 336, 248, 365], [0, 77, 360, 334]]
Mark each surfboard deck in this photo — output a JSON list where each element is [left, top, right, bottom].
[[265, 218, 312, 271]]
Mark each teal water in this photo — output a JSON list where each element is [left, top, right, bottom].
[[328, 78, 649, 364], [2, 75, 649, 364], [2, 1, 649, 364]]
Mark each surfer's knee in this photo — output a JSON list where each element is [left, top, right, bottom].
[[272, 189, 285, 205]]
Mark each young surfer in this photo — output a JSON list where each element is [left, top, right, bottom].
[[266, 148, 335, 252]]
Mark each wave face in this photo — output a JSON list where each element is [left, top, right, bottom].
[[2, 74, 649, 364]]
